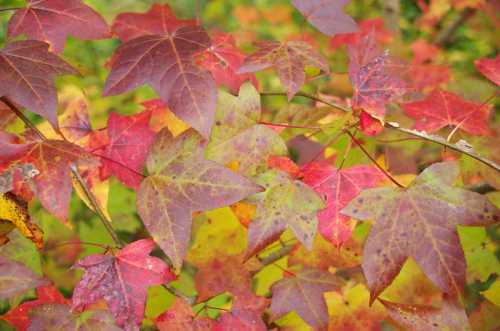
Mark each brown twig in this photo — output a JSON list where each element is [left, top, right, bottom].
[[0, 7, 20, 12], [261, 91, 350, 113], [434, 8, 476, 46]]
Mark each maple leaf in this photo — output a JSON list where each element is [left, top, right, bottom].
[[380, 298, 471, 331], [206, 83, 287, 176], [111, 4, 196, 42], [0, 256, 48, 300], [141, 99, 190, 135], [156, 298, 216, 331], [270, 268, 343, 330], [92, 111, 156, 190], [0, 41, 78, 129], [348, 32, 410, 119], [2, 285, 69, 331], [58, 93, 93, 144], [0, 192, 43, 249], [0, 135, 96, 222], [27, 304, 77, 331], [290, 0, 358, 36], [246, 169, 325, 258], [402, 89, 493, 135], [8, 0, 109, 54], [72, 239, 175, 329], [215, 296, 268, 331], [239, 40, 329, 100], [341, 161, 500, 303], [137, 128, 261, 271], [199, 32, 258, 94], [300, 162, 384, 246], [0, 101, 16, 130], [103, 25, 216, 138], [475, 54, 500, 86], [330, 18, 393, 49]]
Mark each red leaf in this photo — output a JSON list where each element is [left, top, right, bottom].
[[359, 111, 384, 136], [268, 156, 300, 178], [94, 111, 156, 190], [111, 4, 196, 42], [2, 285, 69, 331], [0, 101, 16, 130], [199, 32, 258, 94], [291, 0, 358, 36], [301, 162, 384, 246], [330, 18, 393, 49], [156, 298, 216, 331], [239, 40, 329, 100], [342, 162, 500, 303], [475, 54, 500, 86], [103, 26, 216, 138], [402, 89, 493, 135], [348, 32, 410, 119], [409, 40, 450, 91], [8, 0, 109, 54], [72, 239, 175, 329], [0, 41, 78, 128]]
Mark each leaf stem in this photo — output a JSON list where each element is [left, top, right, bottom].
[[2, 96, 124, 247], [0, 7, 20, 12], [261, 91, 350, 112], [345, 130, 405, 188]]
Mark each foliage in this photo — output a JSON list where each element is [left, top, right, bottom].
[[0, 0, 498, 330]]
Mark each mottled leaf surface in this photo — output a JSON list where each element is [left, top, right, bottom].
[[0, 256, 48, 300], [104, 26, 216, 138], [300, 162, 384, 246], [348, 32, 410, 119], [206, 83, 287, 176], [27, 304, 77, 331], [8, 0, 109, 54], [246, 169, 324, 258], [111, 3, 196, 42], [72, 239, 174, 329], [291, 0, 358, 36], [0, 41, 78, 128], [341, 161, 500, 303], [239, 41, 329, 100], [156, 298, 216, 331], [137, 129, 261, 270], [270, 268, 343, 330], [475, 54, 500, 86], [381, 299, 471, 331], [402, 89, 492, 135]]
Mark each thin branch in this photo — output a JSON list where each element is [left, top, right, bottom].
[[162, 284, 194, 304], [345, 130, 405, 188], [2, 96, 123, 247], [257, 243, 296, 267], [261, 91, 351, 113], [258, 121, 325, 130], [434, 8, 476, 46], [0, 7, 20, 12]]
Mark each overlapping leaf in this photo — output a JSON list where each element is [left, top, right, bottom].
[[270, 268, 343, 330], [0, 41, 78, 128], [8, 0, 109, 54], [330, 18, 392, 49], [72, 239, 175, 329], [348, 32, 410, 119], [341, 161, 500, 303], [475, 54, 500, 86], [104, 24, 216, 138], [246, 169, 325, 258], [155, 298, 215, 331], [291, 0, 358, 36], [206, 83, 287, 176], [137, 129, 261, 270], [0, 256, 48, 300], [300, 162, 384, 246], [402, 89, 493, 135], [239, 40, 329, 100]]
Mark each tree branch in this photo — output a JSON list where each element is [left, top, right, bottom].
[[1, 97, 124, 247], [434, 8, 476, 46]]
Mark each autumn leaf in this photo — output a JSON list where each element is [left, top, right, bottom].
[[475, 54, 500, 86], [0, 101, 16, 130], [58, 92, 93, 144], [341, 161, 500, 303], [8, 0, 109, 54], [0, 256, 48, 300], [199, 32, 258, 94], [27, 304, 77, 331], [0, 41, 78, 128], [206, 83, 287, 176], [330, 18, 392, 49], [92, 111, 156, 190], [301, 162, 384, 246], [111, 3, 196, 42], [348, 32, 410, 120], [402, 89, 493, 135], [104, 24, 216, 138], [291, 0, 358, 36], [215, 296, 268, 331], [239, 40, 329, 100], [156, 298, 216, 331], [72, 239, 175, 329], [2, 285, 69, 331], [0, 192, 43, 249], [246, 169, 325, 258], [137, 129, 261, 271], [380, 298, 471, 331], [270, 268, 343, 330]]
